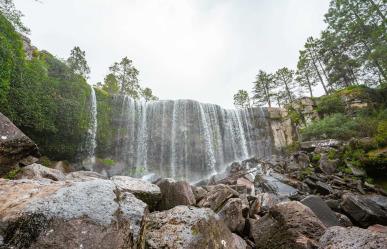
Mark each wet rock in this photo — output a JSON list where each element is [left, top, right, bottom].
[[0, 112, 39, 176], [301, 195, 340, 227], [251, 201, 326, 249], [217, 198, 245, 233], [319, 226, 387, 249], [0, 178, 148, 249], [255, 174, 298, 197], [198, 184, 239, 211], [319, 154, 338, 174], [145, 206, 239, 249], [341, 193, 387, 227], [16, 163, 65, 181], [65, 171, 107, 181], [236, 177, 255, 194], [111, 176, 161, 211], [157, 178, 196, 210]]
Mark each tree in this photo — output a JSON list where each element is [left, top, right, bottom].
[[141, 87, 158, 102], [0, 0, 30, 33], [252, 70, 275, 107], [233, 90, 250, 108], [109, 57, 140, 98], [274, 67, 296, 104], [102, 73, 119, 94], [67, 46, 90, 79], [296, 50, 319, 98]]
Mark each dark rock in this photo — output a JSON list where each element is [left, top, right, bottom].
[[325, 199, 341, 212], [16, 163, 65, 181], [191, 186, 208, 202], [157, 178, 196, 210], [250, 201, 326, 249], [217, 198, 245, 233], [145, 206, 239, 249], [111, 175, 161, 211], [250, 193, 282, 216], [255, 174, 298, 197], [18, 156, 39, 166], [232, 233, 248, 249], [0, 112, 39, 176], [341, 193, 387, 227], [314, 181, 334, 195], [319, 226, 387, 249], [288, 151, 310, 171], [301, 195, 340, 227], [198, 184, 239, 211]]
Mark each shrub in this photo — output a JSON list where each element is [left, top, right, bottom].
[[301, 113, 359, 140], [316, 94, 345, 116]]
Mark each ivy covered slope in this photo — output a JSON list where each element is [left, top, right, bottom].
[[0, 13, 92, 161]]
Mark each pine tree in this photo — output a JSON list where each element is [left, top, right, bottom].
[[274, 68, 296, 104], [233, 90, 250, 108], [109, 57, 140, 98], [67, 46, 90, 79], [252, 70, 275, 107]]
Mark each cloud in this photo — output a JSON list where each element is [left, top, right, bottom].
[[15, 0, 329, 108]]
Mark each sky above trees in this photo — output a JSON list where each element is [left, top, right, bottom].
[[14, 0, 329, 108]]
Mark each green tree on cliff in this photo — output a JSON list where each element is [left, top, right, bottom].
[[252, 70, 275, 107], [141, 87, 158, 102], [102, 73, 119, 94], [296, 50, 319, 98], [67, 46, 90, 79], [109, 57, 140, 98], [0, 0, 30, 33], [233, 90, 250, 108], [274, 67, 296, 104]]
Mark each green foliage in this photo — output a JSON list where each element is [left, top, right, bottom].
[[67, 46, 90, 79], [0, 13, 92, 161], [375, 120, 387, 146], [285, 141, 300, 154], [233, 90, 250, 109], [252, 70, 275, 107], [98, 158, 116, 167], [0, 0, 31, 33], [311, 153, 321, 163], [316, 94, 345, 116], [5, 167, 21, 179], [141, 87, 158, 102], [109, 57, 140, 98], [301, 113, 358, 140], [300, 167, 314, 180], [39, 156, 52, 167], [287, 108, 303, 125]]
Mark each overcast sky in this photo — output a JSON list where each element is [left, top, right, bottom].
[[15, 0, 329, 108]]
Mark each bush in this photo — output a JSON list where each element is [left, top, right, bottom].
[[301, 113, 359, 140], [316, 94, 345, 116]]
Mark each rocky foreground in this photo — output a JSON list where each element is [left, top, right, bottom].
[[1, 113, 387, 248]]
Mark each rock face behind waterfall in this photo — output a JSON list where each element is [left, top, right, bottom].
[[0, 112, 39, 176], [100, 97, 281, 181]]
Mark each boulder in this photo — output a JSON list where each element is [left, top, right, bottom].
[[232, 233, 248, 249], [341, 193, 387, 227], [319, 226, 387, 249], [157, 178, 196, 210], [256, 174, 298, 197], [250, 201, 326, 249], [314, 181, 333, 195], [16, 163, 65, 181], [0, 112, 39, 176], [236, 177, 255, 194], [250, 193, 282, 216], [191, 186, 208, 202], [301, 195, 340, 227], [368, 224, 387, 234], [335, 212, 353, 227], [0, 178, 148, 249], [217, 198, 245, 233], [111, 176, 161, 211], [319, 154, 338, 174], [53, 161, 75, 174], [145, 206, 239, 249], [288, 152, 310, 171], [198, 184, 239, 211], [300, 139, 342, 151], [65, 171, 107, 181]]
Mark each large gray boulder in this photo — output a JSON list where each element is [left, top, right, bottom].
[[157, 178, 196, 210], [319, 226, 387, 249], [65, 170, 107, 181], [300, 139, 342, 151], [0, 178, 148, 249], [111, 176, 161, 211], [250, 201, 326, 249], [198, 184, 239, 211], [0, 112, 39, 176], [341, 193, 387, 227], [15, 163, 65, 181], [145, 206, 240, 249], [217, 198, 245, 233]]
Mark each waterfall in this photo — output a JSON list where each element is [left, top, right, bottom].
[[84, 86, 98, 169], [107, 97, 272, 182]]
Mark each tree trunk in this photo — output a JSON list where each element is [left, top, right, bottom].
[[366, 0, 386, 20], [305, 74, 314, 98], [308, 49, 328, 94]]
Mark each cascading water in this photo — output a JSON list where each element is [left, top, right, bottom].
[[108, 96, 273, 182], [84, 86, 98, 169]]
